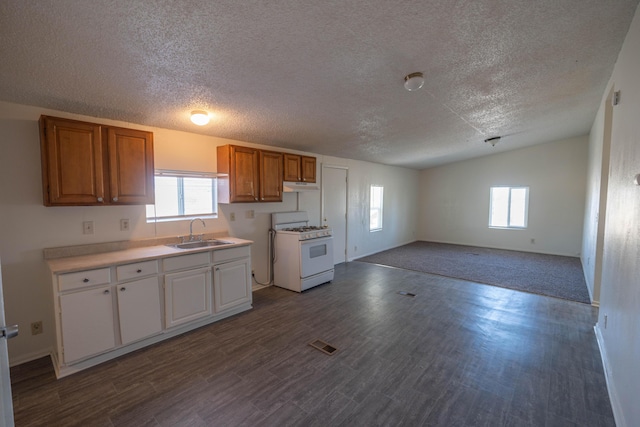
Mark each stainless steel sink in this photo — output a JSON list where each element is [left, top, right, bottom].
[[167, 240, 233, 249]]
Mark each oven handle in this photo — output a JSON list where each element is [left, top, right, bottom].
[[299, 235, 333, 245]]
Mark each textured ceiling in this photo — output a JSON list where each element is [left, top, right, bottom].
[[1, 1, 638, 169]]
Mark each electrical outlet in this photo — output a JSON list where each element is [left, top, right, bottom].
[[246, 210, 255, 219], [82, 221, 94, 234], [530, 238, 535, 244], [120, 218, 130, 231], [230, 212, 236, 221], [31, 321, 43, 335]]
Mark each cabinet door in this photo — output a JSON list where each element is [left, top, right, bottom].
[[117, 277, 162, 345], [107, 127, 155, 205], [301, 156, 316, 183], [213, 258, 251, 313], [229, 146, 259, 202], [59, 286, 115, 363], [260, 150, 283, 202], [40, 116, 105, 206], [164, 267, 212, 328], [283, 154, 301, 181]]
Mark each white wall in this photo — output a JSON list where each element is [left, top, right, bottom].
[[0, 101, 419, 364], [320, 156, 420, 260], [592, 4, 640, 426], [418, 137, 588, 256], [581, 87, 613, 306]]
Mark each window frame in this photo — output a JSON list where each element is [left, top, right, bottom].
[[488, 186, 529, 230], [369, 185, 384, 232], [146, 170, 219, 223]]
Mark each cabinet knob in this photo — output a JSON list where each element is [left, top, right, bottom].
[[97, 197, 103, 203], [120, 287, 126, 292], [103, 289, 110, 294], [82, 278, 90, 283], [215, 267, 220, 271], [112, 197, 118, 202], [136, 269, 142, 273]]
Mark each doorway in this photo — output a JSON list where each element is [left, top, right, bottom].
[[321, 165, 348, 265]]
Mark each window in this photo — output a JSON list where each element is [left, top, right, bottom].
[[370, 185, 384, 231], [489, 186, 529, 229], [146, 170, 218, 221]]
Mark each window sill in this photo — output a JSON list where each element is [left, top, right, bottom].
[[147, 214, 218, 223]]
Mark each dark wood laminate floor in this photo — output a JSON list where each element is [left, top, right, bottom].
[[11, 262, 614, 426]]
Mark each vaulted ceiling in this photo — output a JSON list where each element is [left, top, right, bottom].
[[1, 1, 638, 169]]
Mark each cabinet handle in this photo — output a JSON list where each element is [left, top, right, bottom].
[[215, 267, 220, 271], [136, 269, 142, 273], [112, 197, 118, 202], [97, 197, 104, 203], [120, 287, 126, 292], [103, 289, 110, 294], [82, 278, 90, 283]]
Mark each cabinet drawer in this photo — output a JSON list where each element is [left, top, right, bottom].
[[58, 268, 111, 292], [212, 245, 251, 263], [116, 260, 158, 281], [163, 252, 210, 272]]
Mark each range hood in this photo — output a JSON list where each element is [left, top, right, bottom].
[[283, 181, 320, 192]]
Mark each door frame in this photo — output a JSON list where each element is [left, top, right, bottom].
[[321, 164, 348, 264], [0, 259, 15, 427]]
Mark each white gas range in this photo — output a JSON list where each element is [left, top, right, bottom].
[[272, 211, 334, 292]]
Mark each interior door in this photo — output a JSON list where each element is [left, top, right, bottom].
[[0, 259, 16, 427], [322, 165, 348, 264]]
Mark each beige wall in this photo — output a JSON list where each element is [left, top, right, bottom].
[[0, 101, 419, 364], [591, 4, 640, 426], [418, 137, 589, 256]]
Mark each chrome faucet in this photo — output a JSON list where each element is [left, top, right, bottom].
[[188, 218, 206, 241]]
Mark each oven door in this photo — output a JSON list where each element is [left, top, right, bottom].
[[300, 236, 334, 278]]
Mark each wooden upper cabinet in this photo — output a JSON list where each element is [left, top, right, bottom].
[[283, 154, 316, 183], [107, 127, 154, 205], [217, 145, 259, 203], [259, 150, 283, 202], [283, 154, 302, 182], [40, 116, 106, 206], [301, 156, 316, 183], [39, 116, 154, 206]]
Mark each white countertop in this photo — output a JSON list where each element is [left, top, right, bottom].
[[47, 237, 253, 274]]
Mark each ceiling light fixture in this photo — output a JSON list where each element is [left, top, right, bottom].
[[190, 110, 210, 126], [404, 72, 425, 91], [484, 136, 501, 147]]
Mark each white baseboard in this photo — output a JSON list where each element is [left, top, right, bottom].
[[350, 239, 417, 262], [9, 347, 53, 368], [594, 323, 625, 427]]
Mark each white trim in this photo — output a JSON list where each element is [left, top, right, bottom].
[[8, 347, 53, 368], [594, 323, 625, 427], [155, 169, 227, 178], [350, 239, 417, 262]]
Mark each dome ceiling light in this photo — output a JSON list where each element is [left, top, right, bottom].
[[190, 110, 210, 126], [403, 72, 425, 91]]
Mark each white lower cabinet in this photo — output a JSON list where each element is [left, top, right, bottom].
[[50, 242, 253, 377], [117, 276, 162, 345], [59, 285, 116, 364], [164, 267, 212, 328], [214, 258, 251, 313]]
